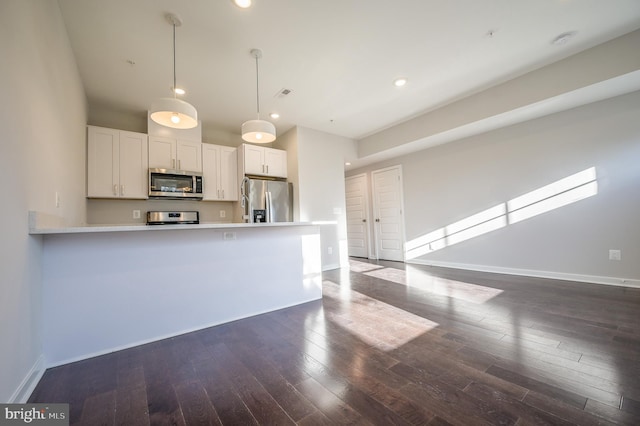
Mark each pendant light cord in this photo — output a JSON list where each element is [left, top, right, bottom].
[[173, 23, 177, 99], [255, 55, 261, 119]]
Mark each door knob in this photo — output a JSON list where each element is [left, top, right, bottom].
[[362, 219, 366, 223]]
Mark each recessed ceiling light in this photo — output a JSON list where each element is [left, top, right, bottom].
[[270, 112, 280, 119], [345, 162, 352, 166], [233, 0, 252, 8], [393, 77, 408, 87], [552, 31, 577, 45], [173, 87, 186, 95]]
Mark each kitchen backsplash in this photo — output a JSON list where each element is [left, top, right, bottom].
[[86, 199, 235, 224]]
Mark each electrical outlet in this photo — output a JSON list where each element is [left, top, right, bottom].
[[328, 246, 333, 255], [609, 249, 621, 261], [133, 210, 141, 219], [220, 210, 226, 218], [224, 232, 236, 240]]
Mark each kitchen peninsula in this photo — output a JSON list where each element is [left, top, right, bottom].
[[30, 216, 322, 366]]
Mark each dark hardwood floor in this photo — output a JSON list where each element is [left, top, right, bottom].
[[29, 259, 640, 425]]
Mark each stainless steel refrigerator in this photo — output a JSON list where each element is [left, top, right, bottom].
[[240, 178, 293, 223]]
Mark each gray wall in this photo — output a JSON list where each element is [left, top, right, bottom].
[[0, 1, 87, 401], [349, 91, 640, 284]]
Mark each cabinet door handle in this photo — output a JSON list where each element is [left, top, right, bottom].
[[266, 164, 269, 174], [375, 218, 380, 222], [121, 185, 125, 196], [172, 159, 176, 169], [222, 189, 225, 199], [362, 219, 367, 223], [217, 189, 220, 198], [178, 160, 181, 169], [113, 184, 118, 196]]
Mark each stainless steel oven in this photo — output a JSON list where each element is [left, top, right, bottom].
[[148, 168, 203, 200]]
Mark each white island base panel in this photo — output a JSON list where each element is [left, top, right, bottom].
[[40, 224, 322, 366]]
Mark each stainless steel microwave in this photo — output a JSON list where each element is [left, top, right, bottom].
[[148, 168, 203, 200]]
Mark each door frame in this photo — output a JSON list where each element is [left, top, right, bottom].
[[371, 165, 406, 261], [345, 173, 372, 259]]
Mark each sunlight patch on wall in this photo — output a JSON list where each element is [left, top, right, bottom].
[[508, 167, 598, 224], [405, 167, 598, 259], [301, 233, 323, 291], [323, 280, 439, 351]]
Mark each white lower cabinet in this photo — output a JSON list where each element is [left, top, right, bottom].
[[87, 126, 148, 199], [202, 144, 238, 201]]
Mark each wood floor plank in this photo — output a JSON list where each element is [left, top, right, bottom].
[[521, 390, 617, 426], [486, 364, 588, 409], [584, 398, 640, 425], [223, 339, 317, 422], [464, 382, 577, 426], [399, 381, 518, 426], [208, 343, 296, 425], [145, 379, 185, 426], [114, 385, 149, 426], [294, 377, 371, 425], [194, 361, 259, 426], [27, 258, 640, 425], [174, 381, 221, 426], [79, 390, 116, 426]]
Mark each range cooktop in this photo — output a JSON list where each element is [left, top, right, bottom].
[[146, 211, 199, 225]]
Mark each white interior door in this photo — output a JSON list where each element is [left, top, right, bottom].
[[345, 174, 370, 258], [372, 166, 405, 261]]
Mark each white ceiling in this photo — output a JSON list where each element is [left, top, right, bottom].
[[57, 0, 640, 141]]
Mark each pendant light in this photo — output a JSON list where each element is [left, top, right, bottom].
[[242, 49, 276, 143], [149, 13, 198, 130]]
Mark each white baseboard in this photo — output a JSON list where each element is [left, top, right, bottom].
[[407, 259, 640, 288], [322, 262, 341, 271], [9, 355, 45, 403]]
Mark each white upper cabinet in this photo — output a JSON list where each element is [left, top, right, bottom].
[[219, 146, 239, 201], [176, 140, 202, 172], [202, 144, 238, 201], [87, 126, 148, 199], [149, 136, 202, 172], [264, 147, 287, 178], [243, 144, 265, 175], [240, 144, 287, 178]]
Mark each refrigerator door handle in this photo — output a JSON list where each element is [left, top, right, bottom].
[[266, 191, 272, 223]]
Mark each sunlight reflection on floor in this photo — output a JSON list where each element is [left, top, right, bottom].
[[348, 259, 385, 273], [323, 280, 439, 351], [362, 265, 504, 304]]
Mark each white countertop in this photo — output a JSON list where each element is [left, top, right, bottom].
[[29, 221, 316, 235]]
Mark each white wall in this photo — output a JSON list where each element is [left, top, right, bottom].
[[0, 1, 87, 402], [284, 127, 356, 270], [348, 91, 640, 285]]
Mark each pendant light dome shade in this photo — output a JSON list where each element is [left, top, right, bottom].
[[242, 119, 276, 143], [150, 13, 198, 130], [150, 98, 198, 129], [241, 48, 276, 143]]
